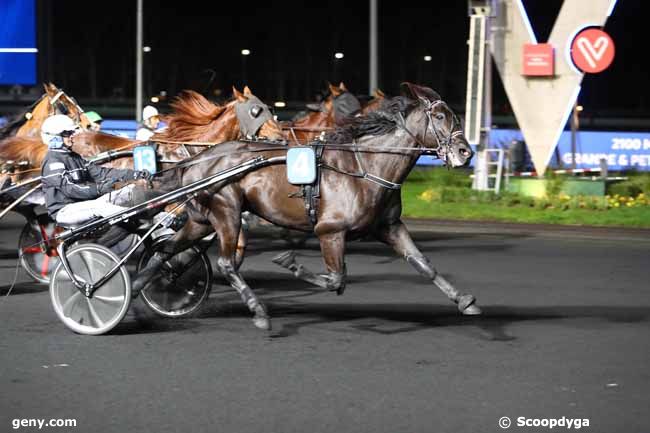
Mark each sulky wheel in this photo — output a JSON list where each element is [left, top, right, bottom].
[[50, 244, 131, 335], [137, 235, 212, 318], [18, 220, 62, 284]]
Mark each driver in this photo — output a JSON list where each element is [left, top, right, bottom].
[[40, 114, 152, 227], [136, 105, 163, 141]]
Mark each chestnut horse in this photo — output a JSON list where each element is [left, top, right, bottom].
[[283, 82, 362, 144], [0, 83, 96, 140], [361, 88, 386, 115], [0, 86, 283, 184], [155, 86, 284, 154], [134, 83, 479, 331]]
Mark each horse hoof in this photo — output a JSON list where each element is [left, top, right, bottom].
[[462, 304, 482, 315], [252, 315, 272, 330], [271, 250, 296, 268], [457, 294, 481, 315], [251, 305, 271, 330]]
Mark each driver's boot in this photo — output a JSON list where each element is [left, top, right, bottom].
[[95, 224, 131, 249]]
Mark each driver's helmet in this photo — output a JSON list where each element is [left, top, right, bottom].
[[41, 114, 78, 148], [142, 105, 159, 121], [85, 111, 103, 123]]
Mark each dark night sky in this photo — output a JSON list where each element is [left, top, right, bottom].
[[41, 0, 647, 116]]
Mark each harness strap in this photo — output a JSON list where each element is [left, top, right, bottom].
[[352, 140, 402, 190], [363, 173, 402, 190], [49, 91, 64, 105]]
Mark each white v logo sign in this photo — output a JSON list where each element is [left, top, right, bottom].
[[491, 0, 616, 175]]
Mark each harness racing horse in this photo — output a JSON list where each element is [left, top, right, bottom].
[[134, 83, 478, 331], [155, 86, 284, 154], [0, 86, 284, 283], [0, 86, 282, 183], [361, 88, 386, 115], [0, 83, 96, 140], [283, 82, 362, 144]]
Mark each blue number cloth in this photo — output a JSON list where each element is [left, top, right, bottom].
[[133, 146, 157, 173]]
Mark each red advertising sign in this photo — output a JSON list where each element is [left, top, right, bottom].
[[522, 43, 554, 76], [570, 27, 615, 73]]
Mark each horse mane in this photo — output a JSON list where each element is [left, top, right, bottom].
[[324, 96, 417, 144], [156, 90, 229, 142], [0, 135, 48, 167], [0, 96, 46, 139]]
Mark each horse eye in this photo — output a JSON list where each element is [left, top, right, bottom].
[[435, 113, 445, 121], [250, 105, 263, 118]]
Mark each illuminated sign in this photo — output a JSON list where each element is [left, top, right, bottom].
[[570, 28, 615, 73], [522, 43, 554, 76], [0, 0, 37, 85], [489, 0, 617, 175], [416, 129, 650, 172]]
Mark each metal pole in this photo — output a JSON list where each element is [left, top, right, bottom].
[[478, 26, 493, 189], [136, 0, 143, 122], [369, 0, 378, 95], [469, 1, 494, 191], [570, 103, 577, 170]]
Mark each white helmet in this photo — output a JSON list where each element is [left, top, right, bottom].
[[142, 105, 159, 121], [41, 114, 78, 148]]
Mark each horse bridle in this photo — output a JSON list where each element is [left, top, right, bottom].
[[396, 97, 464, 166], [330, 98, 464, 190], [49, 90, 85, 123]]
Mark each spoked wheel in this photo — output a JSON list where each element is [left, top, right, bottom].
[[50, 244, 131, 335], [137, 236, 212, 318], [18, 220, 61, 284]]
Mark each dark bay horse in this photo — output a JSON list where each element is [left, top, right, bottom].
[[134, 83, 478, 331]]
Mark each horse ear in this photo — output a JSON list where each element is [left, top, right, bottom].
[[400, 82, 440, 101], [232, 86, 247, 102], [243, 85, 252, 96], [339, 82, 348, 92], [374, 88, 385, 98], [43, 82, 55, 94], [328, 82, 342, 97]]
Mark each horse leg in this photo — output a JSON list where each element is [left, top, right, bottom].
[[132, 219, 211, 295], [272, 231, 347, 295], [234, 224, 247, 270], [376, 220, 481, 315], [208, 211, 271, 330]]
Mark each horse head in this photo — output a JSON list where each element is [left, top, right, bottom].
[[156, 88, 283, 151], [233, 86, 284, 140], [304, 82, 362, 125], [43, 83, 96, 130], [361, 88, 385, 115], [400, 82, 473, 168]]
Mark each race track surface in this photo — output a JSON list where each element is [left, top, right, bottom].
[[1, 213, 648, 433]]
